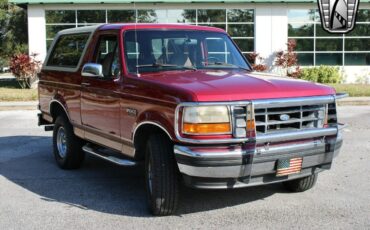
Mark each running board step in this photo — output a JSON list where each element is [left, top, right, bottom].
[[82, 144, 137, 166]]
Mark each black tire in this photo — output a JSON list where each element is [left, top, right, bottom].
[[145, 133, 179, 216], [53, 115, 85, 169], [283, 174, 318, 192]]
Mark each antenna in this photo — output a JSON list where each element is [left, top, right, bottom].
[[134, 0, 139, 77]]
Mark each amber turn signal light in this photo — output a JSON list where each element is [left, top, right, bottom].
[[246, 120, 255, 130], [183, 123, 231, 135]]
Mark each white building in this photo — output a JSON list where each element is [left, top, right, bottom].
[[11, 0, 370, 82]]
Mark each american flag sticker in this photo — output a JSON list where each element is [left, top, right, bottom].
[[276, 158, 303, 177]]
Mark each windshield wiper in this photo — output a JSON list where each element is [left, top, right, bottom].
[[206, 62, 251, 71], [136, 63, 196, 71]]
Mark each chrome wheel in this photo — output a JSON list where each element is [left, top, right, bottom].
[[56, 126, 67, 158]]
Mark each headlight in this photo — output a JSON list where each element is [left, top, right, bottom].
[[182, 106, 231, 135]]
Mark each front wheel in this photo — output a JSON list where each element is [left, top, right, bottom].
[[283, 174, 318, 192], [53, 115, 85, 169], [145, 133, 179, 216]]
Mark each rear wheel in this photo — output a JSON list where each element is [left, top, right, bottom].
[[53, 115, 85, 169], [145, 133, 179, 216], [283, 174, 318, 192]]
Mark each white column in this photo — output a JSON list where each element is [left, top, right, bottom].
[[27, 5, 46, 62], [255, 5, 288, 68]]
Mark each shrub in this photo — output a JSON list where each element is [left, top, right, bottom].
[[246, 52, 268, 72], [9, 53, 41, 89], [299, 66, 342, 83], [274, 39, 301, 78]]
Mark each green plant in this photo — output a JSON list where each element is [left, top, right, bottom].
[[299, 66, 342, 83], [246, 52, 268, 72], [9, 53, 41, 89], [0, 1, 28, 62], [0, 56, 6, 69], [274, 39, 301, 78]]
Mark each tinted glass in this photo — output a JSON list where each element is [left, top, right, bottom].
[[346, 24, 370, 36], [46, 40, 53, 50], [233, 39, 254, 52], [227, 9, 254, 22], [197, 10, 226, 23], [77, 10, 105, 23], [316, 39, 343, 51], [297, 53, 314, 65], [345, 38, 370, 51], [288, 23, 314, 37], [316, 53, 342, 65], [47, 33, 90, 68], [46, 25, 75, 39], [95, 35, 120, 78], [108, 10, 135, 23], [167, 9, 196, 23], [288, 10, 317, 22], [345, 53, 370, 65], [316, 25, 342, 37], [124, 30, 250, 73], [357, 9, 370, 22], [137, 10, 167, 23], [228, 24, 254, 37], [46, 10, 75, 23], [292, 38, 314, 51]]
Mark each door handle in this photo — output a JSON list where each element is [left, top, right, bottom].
[[81, 82, 90, 86]]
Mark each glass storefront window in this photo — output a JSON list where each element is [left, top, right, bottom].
[[345, 39, 370, 51], [316, 39, 343, 51], [197, 9, 226, 23], [46, 25, 75, 39], [228, 24, 254, 37], [167, 9, 196, 23], [287, 10, 317, 22], [291, 39, 314, 51], [297, 53, 314, 66], [227, 9, 254, 22], [233, 39, 254, 53], [77, 10, 105, 24], [137, 9, 167, 23], [288, 23, 314, 37], [45, 8, 255, 54], [345, 53, 370, 65], [288, 9, 370, 66], [316, 53, 343, 65], [357, 9, 370, 22], [108, 10, 135, 23], [46, 10, 75, 24]]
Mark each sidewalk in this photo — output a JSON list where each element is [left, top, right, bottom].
[[0, 73, 15, 80], [0, 97, 369, 111]]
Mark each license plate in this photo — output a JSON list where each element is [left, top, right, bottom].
[[276, 157, 303, 177]]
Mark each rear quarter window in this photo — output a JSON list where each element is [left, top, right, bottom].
[[47, 33, 90, 68]]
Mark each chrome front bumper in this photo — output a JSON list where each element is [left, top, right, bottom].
[[174, 127, 343, 189]]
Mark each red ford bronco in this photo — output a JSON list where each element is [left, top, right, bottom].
[[38, 24, 345, 215]]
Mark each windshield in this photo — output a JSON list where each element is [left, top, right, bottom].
[[123, 30, 251, 73]]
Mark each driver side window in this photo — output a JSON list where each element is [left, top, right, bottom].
[[94, 35, 121, 79], [205, 38, 231, 63]]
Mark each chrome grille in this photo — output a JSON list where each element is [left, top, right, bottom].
[[254, 104, 327, 134]]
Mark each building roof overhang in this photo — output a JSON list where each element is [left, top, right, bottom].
[[10, 0, 369, 4]]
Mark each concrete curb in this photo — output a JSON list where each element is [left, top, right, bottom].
[[0, 101, 38, 111], [336, 97, 370, 106], [0, 98, 369, 111]]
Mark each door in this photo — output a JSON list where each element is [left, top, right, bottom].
[[81, 33, 122, 145]]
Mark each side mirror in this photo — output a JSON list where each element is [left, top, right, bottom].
[[81, 63, 104, 78]]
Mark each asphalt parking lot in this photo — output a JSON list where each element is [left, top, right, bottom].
[[0, 106, 369, 229]]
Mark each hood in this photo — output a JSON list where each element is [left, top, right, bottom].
[[139, 70, 336, 102]]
